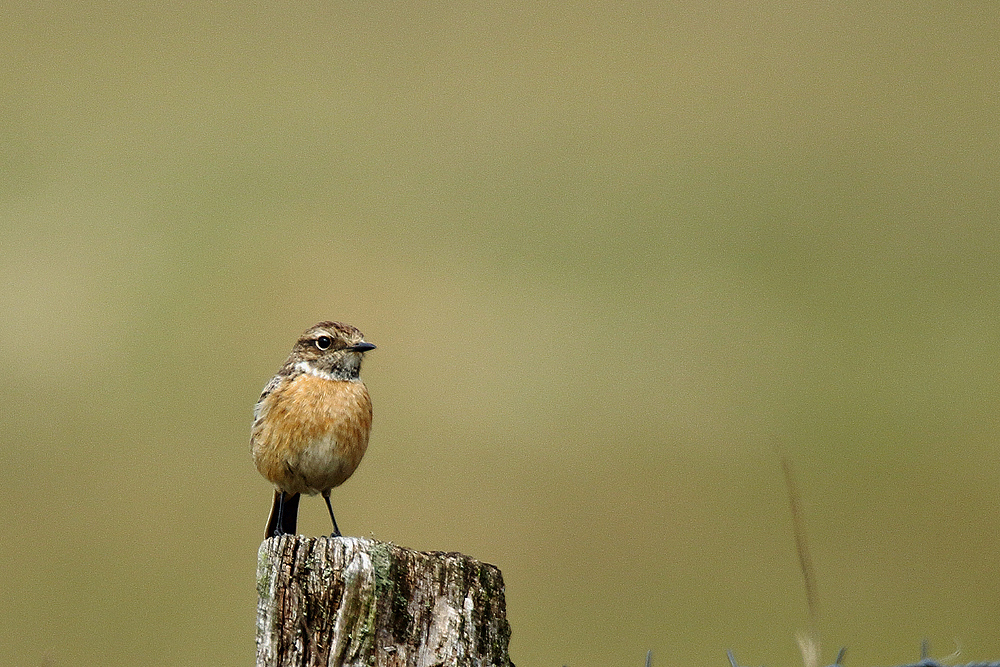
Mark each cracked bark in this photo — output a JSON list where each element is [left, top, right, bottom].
[[256, 536, 514, 667]]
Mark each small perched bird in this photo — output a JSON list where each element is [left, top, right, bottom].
[[251, 321, 375, 538]]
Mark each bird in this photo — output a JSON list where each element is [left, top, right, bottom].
[[250, 321, 375, 538]]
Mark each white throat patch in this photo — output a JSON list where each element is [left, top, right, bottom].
[[294, 354, 362, 381], [294, 360, 336, 381]]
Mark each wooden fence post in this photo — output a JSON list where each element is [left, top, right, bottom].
[[256, 536, 514, 667]]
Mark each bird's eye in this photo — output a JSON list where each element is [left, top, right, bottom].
[[315, 336, 332, 350]]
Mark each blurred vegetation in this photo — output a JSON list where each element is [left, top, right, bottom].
[[2, 2, 998, 666]]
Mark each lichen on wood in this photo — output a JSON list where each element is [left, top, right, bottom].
[[256, 536, 514, 667]]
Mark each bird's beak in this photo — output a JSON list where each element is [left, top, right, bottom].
[[350, 342, 376, 352]]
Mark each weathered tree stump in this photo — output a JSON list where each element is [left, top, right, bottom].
[[256, 536, 514, 667]]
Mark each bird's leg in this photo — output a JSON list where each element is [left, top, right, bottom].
[[265, 490, 300, 538], [322, 491, 342, 537]]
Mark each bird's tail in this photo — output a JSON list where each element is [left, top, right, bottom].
[[264, 490, 300, 538]]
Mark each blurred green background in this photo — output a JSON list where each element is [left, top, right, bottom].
[[2, 1, 999, 666]]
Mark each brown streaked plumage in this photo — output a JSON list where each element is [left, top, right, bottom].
[[251, 321, 375, 538]]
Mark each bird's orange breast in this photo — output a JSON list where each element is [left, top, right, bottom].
[[251, 373, 372, 495]]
